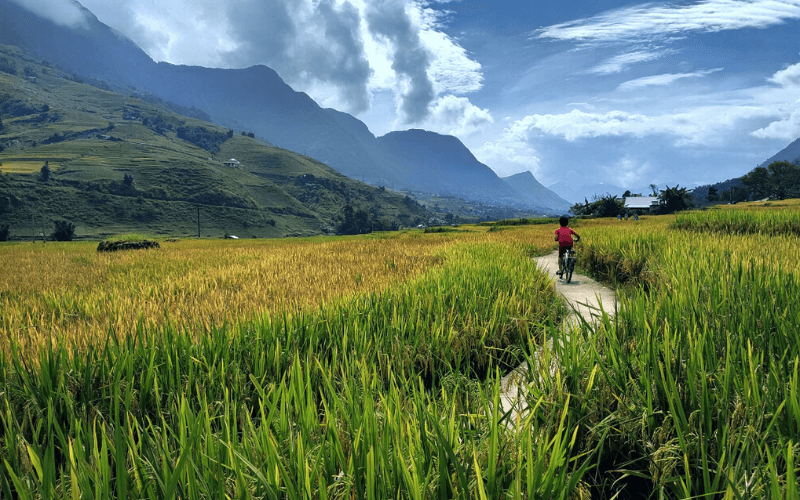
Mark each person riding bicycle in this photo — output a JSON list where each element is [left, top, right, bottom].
[[555, 216, 580, 277]]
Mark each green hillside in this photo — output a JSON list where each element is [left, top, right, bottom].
[[0, 45, 431, 240]]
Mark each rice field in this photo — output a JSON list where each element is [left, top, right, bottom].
[[0, 160, 61, 174], [1, 206, 799, 498]]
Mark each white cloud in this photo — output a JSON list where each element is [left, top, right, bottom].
[[619, 68, 723, 90], [507, 106, 770, 145], [473, 134, 541, 179], [588, 50, 671, 75], [536, 0, 800, 42], [10, 0, 88, 28], [751, 109, 800, 139], [80, 0, 483, 122], [751, 62, 800, 139], [421, 94, 493, 136], [604, 156, 655, 187]]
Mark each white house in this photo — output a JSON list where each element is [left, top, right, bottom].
[[224, 158, 241, 168], [624, 197, 659, 211]]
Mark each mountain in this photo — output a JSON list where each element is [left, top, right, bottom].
[[376, 129, 524, 204], [0, 45, 432, 239], [501, 171, 572, 213], [0, 0, 539, 211], [758, 137, 800, 168]]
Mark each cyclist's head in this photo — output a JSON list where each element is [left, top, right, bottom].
[[559, 216, 569, 227]]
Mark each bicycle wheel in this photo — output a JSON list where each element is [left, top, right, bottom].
[[565, 254, 575, 283]]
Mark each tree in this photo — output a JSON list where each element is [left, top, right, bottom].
[[767, 161, 799, 200], [0, 223, 9, 242], [720, 186, 747, 203], [742, 166, 770, 200], [123, 173, 134, 187], [594, 194, 624, 217], [39, 162, 51, 182], [658, 185, 692, 214], [649, 184, 660, 197], [706, 187, 719, 202], [51, 220, 75, 241]]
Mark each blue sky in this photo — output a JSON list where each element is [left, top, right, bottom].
[[28, 0, 800, 200]]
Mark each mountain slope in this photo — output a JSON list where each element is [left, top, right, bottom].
[[0, 45, 431, 239], [501, 171, 572, 212], [758, 136, 800, 168], [0, 0, 536, 210], [377, 129, 524, 205]]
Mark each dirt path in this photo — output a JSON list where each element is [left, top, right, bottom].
[[499, 250, 617, 423]]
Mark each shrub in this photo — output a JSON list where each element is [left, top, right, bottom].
[[39, 162, 51, 182], [51, 220, 75, 241], [0, 223, 9, 241]]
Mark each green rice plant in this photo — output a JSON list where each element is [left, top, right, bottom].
[[0, 237, 591, 499], [557, 210, 800, 498], [674, 204, 800, 236]]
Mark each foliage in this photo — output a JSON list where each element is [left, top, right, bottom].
[[39, 162, 50, 182], [571, 194, 623, 217], [741, 161, 800, 201], [176, 125, 229, 153], [656, 184, 692, 213], [50, 219, 75, 241], [0, 223, 9, 241], [336, 204, 382, 235], [0, 56, 17, 75]]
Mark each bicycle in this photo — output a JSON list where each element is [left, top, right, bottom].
[[557, 246, 577, 283]]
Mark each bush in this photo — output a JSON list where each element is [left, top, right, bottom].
[[51, 220, 75, 241], [176, 125, 228, 153], [0, 224, 9, 241], [39, 163, 51, 182]]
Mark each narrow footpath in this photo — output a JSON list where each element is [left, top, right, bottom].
[[499, 250, 617, 422]]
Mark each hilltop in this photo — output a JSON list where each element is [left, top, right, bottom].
[[0, 45, 432, 239]]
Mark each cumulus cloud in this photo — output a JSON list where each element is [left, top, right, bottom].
[[421, 95, 493, 136], [10, 0, 88, 28], [619, 68, 723, 90], [365, 0, 435, 123], [77, 0, 482, 120], [751, 62, 800, 139], [535, 0, 800, 42], [604, 156, 655, 188], [473, 124, 541, 178]]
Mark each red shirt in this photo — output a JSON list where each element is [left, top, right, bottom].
[[555, 227, 577, 247]]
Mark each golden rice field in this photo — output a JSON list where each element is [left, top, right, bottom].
[[2, 204, 799, 499], [0, 227, 556, 358], [0, 160, 62, 174]]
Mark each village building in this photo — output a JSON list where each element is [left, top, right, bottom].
[[624, 196, 660, 212], [224, 158, 241, 168]]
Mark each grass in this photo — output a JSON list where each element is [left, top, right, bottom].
[[0, 226, 581, 499], [2, 198, 799, 498], [1, 46, 432, 239]]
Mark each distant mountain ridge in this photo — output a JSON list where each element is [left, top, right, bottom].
[[501, 171, 572, 212], [0, 0, 566, 212], [758, 137, 800, 168]]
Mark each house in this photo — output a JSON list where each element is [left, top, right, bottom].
[[224, 158, 241, 168], [624, 196, 659, 212]]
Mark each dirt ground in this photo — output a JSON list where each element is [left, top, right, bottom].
[[500, 250, 617, 422]]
